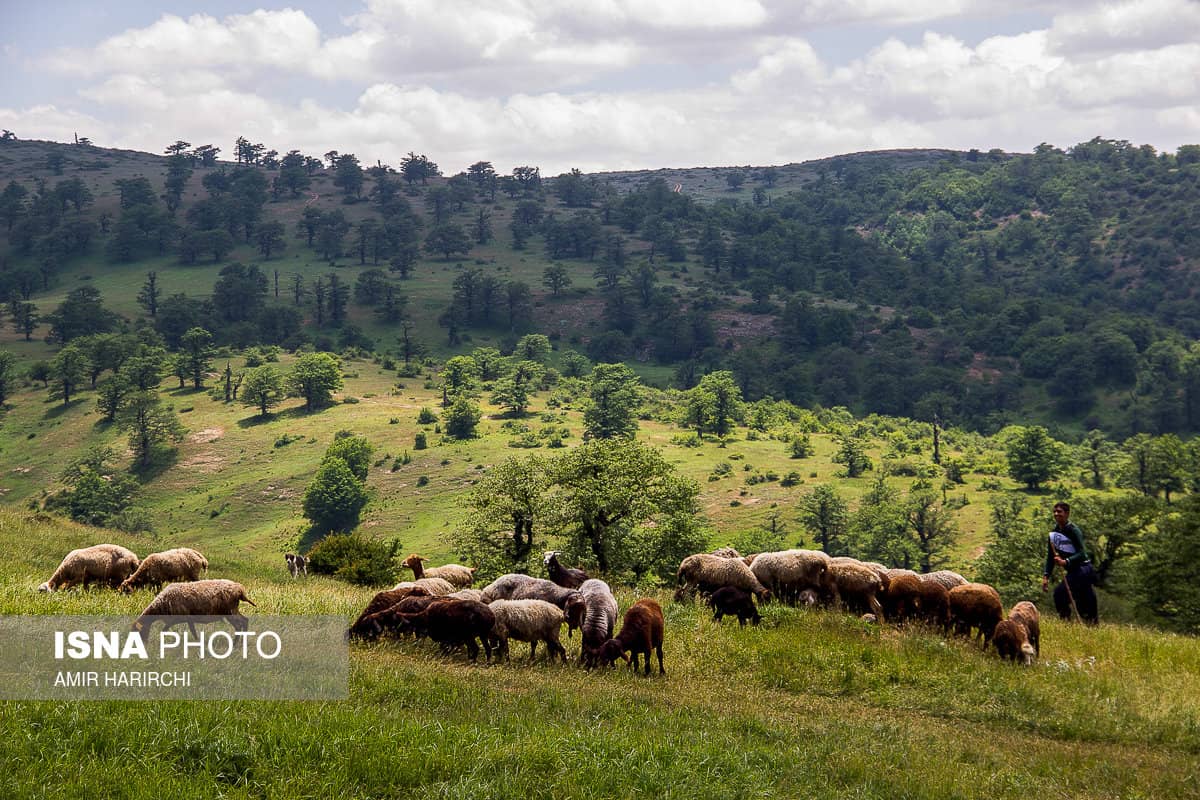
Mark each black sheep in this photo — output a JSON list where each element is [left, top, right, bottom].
[[707, 586, 761, 626], [393, 599, 496, 662], [543, 551, 588, 589]]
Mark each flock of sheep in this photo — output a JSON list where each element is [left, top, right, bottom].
[[36, 542, 1039, 670]]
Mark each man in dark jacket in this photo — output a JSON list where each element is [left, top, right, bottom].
[[1041, 502, 1098, 625]]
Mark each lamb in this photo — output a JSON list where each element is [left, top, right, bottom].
[[992, 619, 1036, 665], [922, 570, 968, 591], [749, 549, 829, 605], [479, 573, 539, 603], [133, 579, 255, 642], [543, 551, 588, 589], [596, 598, 666, 675], [578, 578, 618, 668], [1008, 600, 1041, 658], [824, 558, 885, 620], [391, 577, 456, 596], [37, 544, 139, 592], [349, 585, 433, 638], [508, 578, 587, 637], [948, 583, 1004, 647], [675, 553, 770, 602], [707, 586, 761, 626], [391, 599, 495, 662], [401, 554, 476, 589], [881, 572, 923, 624], [285, 553, 307, 578], [488, 599, 568, 662], [119, 548, 208, 592]]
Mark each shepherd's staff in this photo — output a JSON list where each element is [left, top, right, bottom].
[[1051, 540, 1081, 622]]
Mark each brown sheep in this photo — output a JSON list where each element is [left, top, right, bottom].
[[133, 579, 255, 642], [1008, 600, 1041, 658], [349, 585, 433, 638], [882, 572, 923, 624], [401, 554, 476, 589], [992, 619, 1036, 665], [351, 595, 452, 641], [391, 599, 495, 662], [914, 578, 951, 630], [543, 551, 588, 588], [707, 586, 761, 626], [948, 583, 1004, 647], [596, 598, 665, 675], [38, 544, 139, 591], [119, 548, 208, 592]]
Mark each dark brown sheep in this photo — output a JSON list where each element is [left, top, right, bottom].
[[543, 551, 588, 589], [596, 598, 665, 675], [992, 619, 1036, 665], [948, 583, 1004, 647], [392, 599, 496, 662], [914, 579, 951, 630], [882, 573, 923, 624], [707, 586, 761, 626], [349, 585, 433, 638], [350, 593, 444, 641]]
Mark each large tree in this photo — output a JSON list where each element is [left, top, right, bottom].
[[288, 352, 343, 411], [583, 363, 641, 440], [117, 391, 187, 468], [50, 343, 89, 405], [1005, 425, 1066, 490], [179, 327, 214, 389], [453, 454, 551, 575], [241, 364, 286, 417]]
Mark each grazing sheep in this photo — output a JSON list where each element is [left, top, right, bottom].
[[825, 558, 885, 620], [352, 595, 453, 641], [401, 554, 476, 589], [948, 583, 1004, 647], [881, 572, 923, 624], [884, 567, 919, 587], [285, 553, 308, 578], [992, 619, 1037, 665], [675, 553, 770, 602], [349, 585, 433, 638], [543, 551, 588, 589], [597, 599, 666, 675], [922, 570, 968, 591], [37, 544, 139, 592], [798, 589, 819, 607], [391, 577, 456, 596], [508, 579, 587, 637], [707, 586, 761, 626], [479, 573, 539, 603], [914, 578, 951, 629], [119, 548, 208, 593], [578, 579, 618, 668], [488, 599, 568, 662], [862, 562, 893, 587], [392, 599, 495, 662], [749, 549, 829, 604], [710, 547, 742, 559], [133, 579, 255, 641], [448, 588, 484, 603], [1008, 600, 1041, 658]]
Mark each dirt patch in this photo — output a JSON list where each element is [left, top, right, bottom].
[[181, 452, 224, 473], [190, 427, 224, 444], [711, 310, 776, 343], [965, 352, 1003, 382]]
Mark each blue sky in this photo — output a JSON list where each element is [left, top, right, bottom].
[[2, 1, 1198, 174]]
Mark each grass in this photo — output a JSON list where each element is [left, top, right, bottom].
[[1, 509, 1198, 798]]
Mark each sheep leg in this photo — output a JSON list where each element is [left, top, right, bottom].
[[655, 644, 665, 675], [528, 641, 537, 662]]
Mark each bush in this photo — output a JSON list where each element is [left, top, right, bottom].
[[444, 397, 481, 440], [302, 457, 370, 533], [414, 432, 428, 450], [781, 471, 803, 487], [790, 434, 814, 458], [306, 533, 401, 586], [417, 407, 438, 424], [108, 508, 154, 535], [416, 475, 429, 487]]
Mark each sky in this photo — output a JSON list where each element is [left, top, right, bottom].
[[2, 0, 1199, 175]]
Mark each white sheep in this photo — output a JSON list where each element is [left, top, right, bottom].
[[479, 573, 539, 603], [675, 553, 770, 602], [133, 579, 256, 641], [401, 554, 476, 589], [749, 549, 829, 604], [922, 570, 968, 591], [391, 577, 456, 596], [119, 548, 208, 592], [487, 599, 568, 662], [824, 558, 885, 619], [448, 588, 485, 602], [38, 544, 139, 591]]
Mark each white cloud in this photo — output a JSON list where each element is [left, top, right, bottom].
[[1049, 0, 1200, 55]]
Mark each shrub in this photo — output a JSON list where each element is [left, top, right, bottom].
[[306, 533, 401, 586], [414, 432, 427, 450], [302, 457, 370, 533], [790, 434, 814, 458], [444, 397, 481, 440], [416, 475, 430, 487], [781, 471, 803, 487], [417, 407, 438, 424]]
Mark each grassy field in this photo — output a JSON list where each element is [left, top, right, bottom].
[[0, 510, 1197, 799]]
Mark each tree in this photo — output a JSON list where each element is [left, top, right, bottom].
[[424, 223, 471, 260], [583, 363, 641, 440], [453, 454, 550, 574], [400, 152, 439, 185], [288, 352, 343, 411], [1073, 491, 1158, 586], [833, 433, 873, 478], [0, 350, 15, 406], [333, 153, 364, 199], [324, 433, 374, 482], [542, 264, 572, 296], [11, 302, 38, 341], [798, 485, 849, 555], [117, 391, 187, 468], [1005, 426, 1065, 490], [256, 220, 286, 259], [354, 269, 390, 306], [551, 439, 698, 573], [50, 343, 89, 404], [179, 327, 214, 389], [1136, 495, 1200, 633], [137, 272, 160, 318], [514, 333, 552, 363], [973, 495, 1046, 605], [212, 262, 269, 324], [45, 287, 119, 344], [492, 360, 542, 417], [441, 355, 478, 406], [687, 371, 744, 436], [303, 457, 369, 533], [905, 487, 957, 572], [444, 396, 482, 439], [241, 364, 285, 417]]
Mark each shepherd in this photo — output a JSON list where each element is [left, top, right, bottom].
[[1041, 502, 1099, 625]]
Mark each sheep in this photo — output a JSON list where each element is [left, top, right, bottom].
[[578, 579, 618, 668], [1008, 600, 1041, 658], [349, 585, 433, 638], [507, 578, 587, 637], [914, 578, 951, 630], [391, 577, 456, 596], [401, 554, 476, 589], [543, 551, 588, 589], [710, 547, 742, 559], [488, 599, 568, 662], [479, 573, 539, 603], [448, 588, 484, 603], [992, 619, 1036, 665], [824, 558, 885, 620], [798, 589, 819, 607], [597, 599, 666, 675], [922, 570, 968, 591], [881, 572, 923, 624], [351, 595, 452, 641], [885, 567, 920, 587], [749, 549, 829, 605], [707, 586, 761, 626], [119, 548, 208, 593], [285, 553, 307, 578], [391, 599, 495, 662], [132, 579, 255, 642], [948, 583, 1004, 647], [37, 544, 139, 592], [675, 553, 770, 602]]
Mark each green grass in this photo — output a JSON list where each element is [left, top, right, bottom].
[[1, 511, 1198, 799]]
